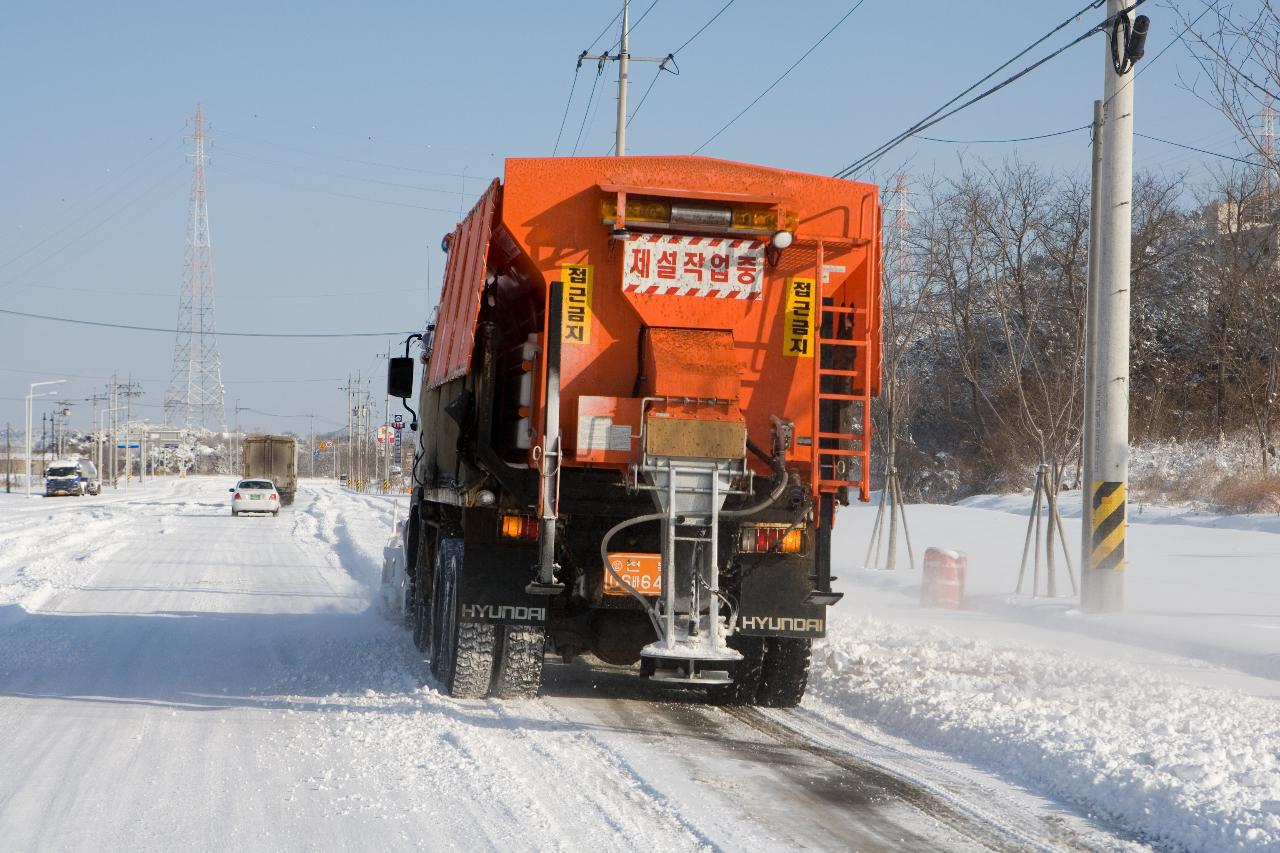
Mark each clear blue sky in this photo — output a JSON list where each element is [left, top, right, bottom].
[[0, 0, 1247, 437]]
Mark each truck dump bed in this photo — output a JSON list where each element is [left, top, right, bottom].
[[429, 155, 881, 502]]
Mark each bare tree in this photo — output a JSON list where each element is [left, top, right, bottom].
[[1179, 1, 1280, 176], [1201, 168, 1280, 469]]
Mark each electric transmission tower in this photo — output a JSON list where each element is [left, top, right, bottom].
[[164, 104, 227, 432]]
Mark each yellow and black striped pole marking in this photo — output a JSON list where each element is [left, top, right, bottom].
[[1091, 481, 1126, 572]]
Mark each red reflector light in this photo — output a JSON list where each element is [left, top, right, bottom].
[[500, 514, 540, 541], [739, 524, 805, 554]]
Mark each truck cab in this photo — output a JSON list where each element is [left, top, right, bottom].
[[44, 460, 100, 497]]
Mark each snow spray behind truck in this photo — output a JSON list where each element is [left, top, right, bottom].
[[240, 435, 298, 505], [386, 156, 881, 703]]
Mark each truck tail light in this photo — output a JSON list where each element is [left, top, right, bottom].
[[499, 514, 540, 541], [738, 524, 805, 555]]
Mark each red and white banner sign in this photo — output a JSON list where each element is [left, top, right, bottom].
[[622, 234, 764, 299]]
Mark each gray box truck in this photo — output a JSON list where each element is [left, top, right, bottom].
[[240, 435, 298, 505]]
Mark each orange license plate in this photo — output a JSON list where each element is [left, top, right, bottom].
[[604, 552, 662, 596]]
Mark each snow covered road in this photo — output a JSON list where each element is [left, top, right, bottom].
[[0, 477, 1100, 852], [5, 473, 1203, 845]]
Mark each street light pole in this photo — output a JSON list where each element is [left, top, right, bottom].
[[25, 379, 66, 497]]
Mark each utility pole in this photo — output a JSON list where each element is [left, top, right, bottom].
[[123, 376, 141, 487], [1082, 99, 1104, 582], [1083, 2, 1147, 613], [615, 0, 630, 156], [340, 376, 354, 487], [5, 423, 10, 493], [579, 0, 673, 156], [86, 392, 106, 475], [110, 373, 118, 488]]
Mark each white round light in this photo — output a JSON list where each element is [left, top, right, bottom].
[[474, 489, 496, 507], [771, 230, 794, 250]]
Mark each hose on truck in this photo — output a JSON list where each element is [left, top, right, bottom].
[[598, 456, 798, 641]]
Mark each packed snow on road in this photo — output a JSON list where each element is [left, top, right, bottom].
[[1, 477, 1276, 851]]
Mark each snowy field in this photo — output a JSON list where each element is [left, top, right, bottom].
[[0, 477, 1275, 851], [825, 493, 1280, 852]]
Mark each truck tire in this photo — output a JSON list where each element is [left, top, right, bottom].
[[491, 626, 546, 699], [755, 637, 811, 708], [429, 538, 496, 699], [706, 635, 766, 706]]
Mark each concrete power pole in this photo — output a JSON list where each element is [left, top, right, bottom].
[[615, 0, 630, 156], [1083, 2, 1147, 613], [1082, 99, 1104, 586], [578, 0, 672, 157]]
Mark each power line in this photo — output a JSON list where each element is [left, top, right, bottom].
[[1136, 132, 1258, 165], [586, 6, 625, 53], [914, 122, 1256, 166], [672, 0, 737, 56], [0, 165, 188, 291], [554, 3, 633, 155], [918, 125, 1091, 144], [607, 0, 661, 51], [553, 59, 585, 156], [627, 66, 671, 131], [226, 377, 347, 384], [215, 147, 477, 199], [214, 130, 482, 182], [217, 164, 462, 213], [0, 135, 179, 266], [241, 407, 320, 419], [0, 307, 409, 338], [572, 60, 607, 156], [627, 0, 738, 129], [1098, 0, 1221, 116], [835, 0, 1125, 178], [6, 282, 419, 300], [693, 0, 871, 155]]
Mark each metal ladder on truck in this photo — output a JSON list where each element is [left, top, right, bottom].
[[806, 239, 875, 605]]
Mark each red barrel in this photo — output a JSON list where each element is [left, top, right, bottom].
[[922, 548, 966, 609]]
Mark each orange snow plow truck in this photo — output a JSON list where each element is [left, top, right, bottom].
[[386, 155, 881, 705]]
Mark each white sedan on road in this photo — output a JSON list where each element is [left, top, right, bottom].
[[230, 480, 281, 516]]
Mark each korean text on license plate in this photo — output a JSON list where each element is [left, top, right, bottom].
[[604, 552, 662, 596]]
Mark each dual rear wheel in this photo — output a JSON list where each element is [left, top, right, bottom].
[[411, 531, 545, 699]]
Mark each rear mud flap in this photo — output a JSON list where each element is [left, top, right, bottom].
[[736, 556, 827, 638], [441, 538, 549, 627]]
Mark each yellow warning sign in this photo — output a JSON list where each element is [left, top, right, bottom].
[[1091, 481, 1126, 572], [783, 277, 815, 357], [561, 263, 593, 345]]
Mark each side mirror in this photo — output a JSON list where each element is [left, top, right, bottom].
[[387, 356, 415, 399], [229, 487, 236, 492]]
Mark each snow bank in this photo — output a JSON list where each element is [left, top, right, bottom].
[[809, 618, 1280, 851]]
